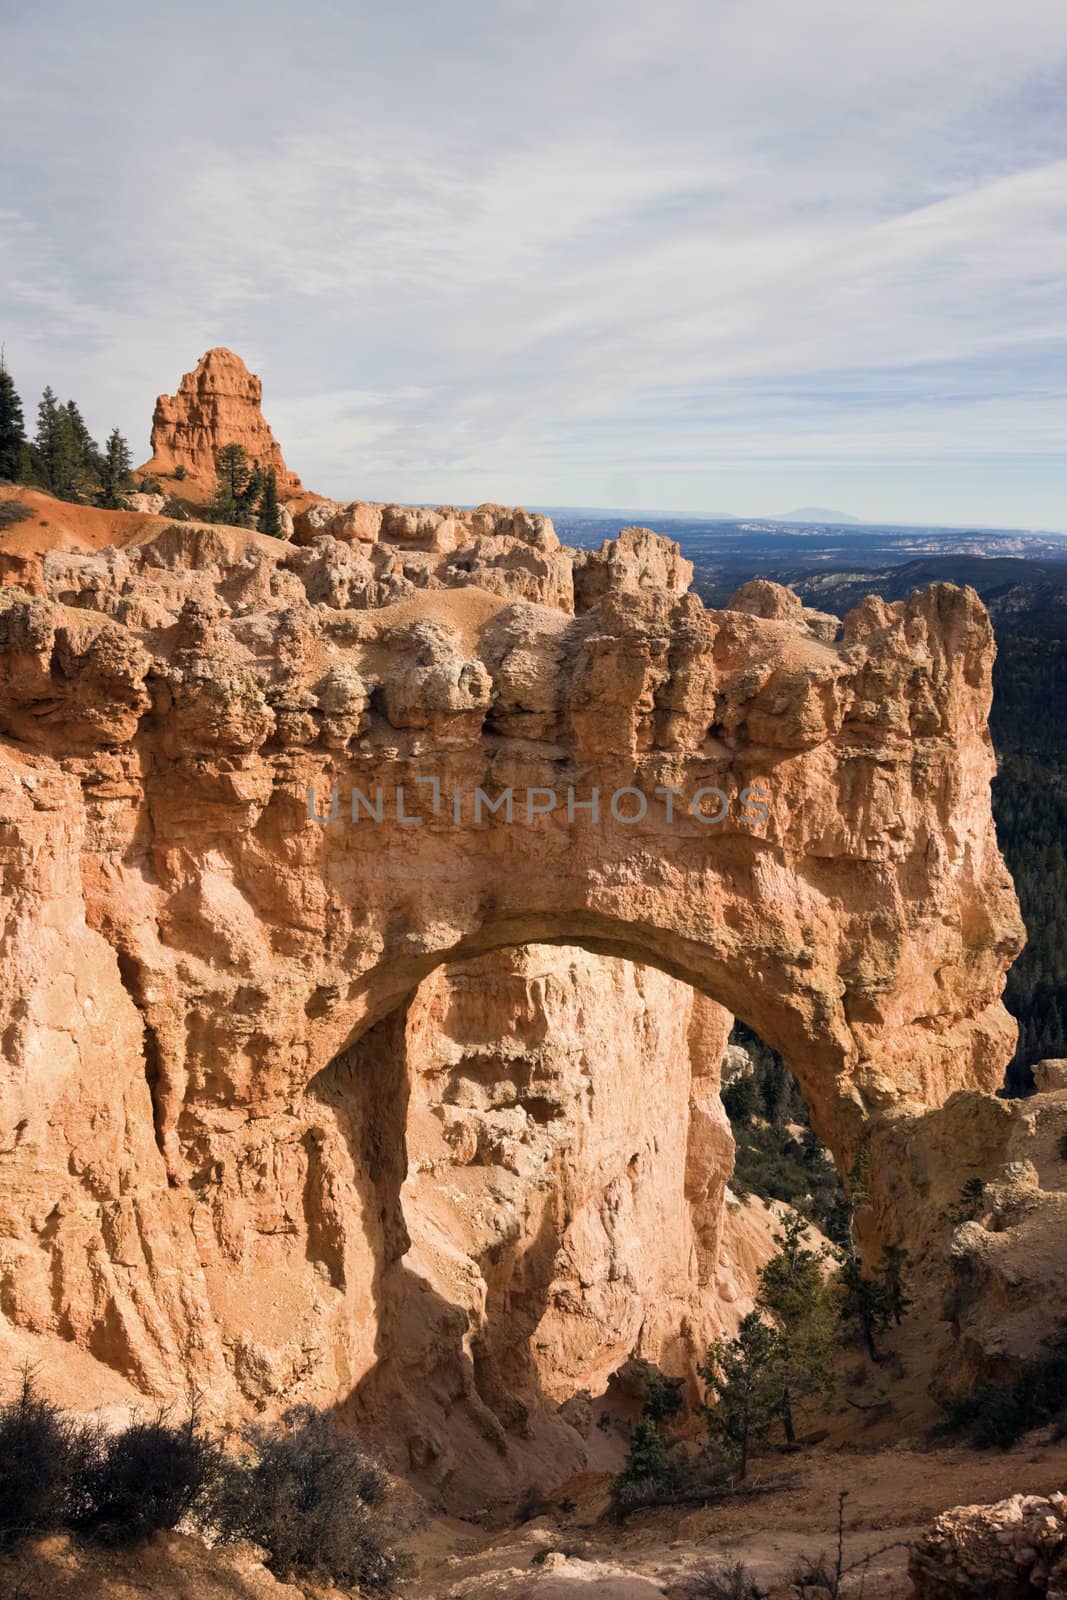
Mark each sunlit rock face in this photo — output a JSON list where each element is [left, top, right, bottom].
[[137, 346, 303, 497], [0, 485, 1023, 1505]]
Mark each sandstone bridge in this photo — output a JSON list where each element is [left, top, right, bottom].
[[0, 507, 1023, 1505]]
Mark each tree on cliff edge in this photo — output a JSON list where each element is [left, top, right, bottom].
[[98, 427, 134, 508], [0, 354, 25, 481]]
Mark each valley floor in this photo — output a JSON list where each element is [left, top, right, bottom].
[[406, 1432, 1067, 1597], [4, 1434, 1066, 1596]]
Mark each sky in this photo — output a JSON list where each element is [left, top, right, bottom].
[[3, 0, 1067, 527]]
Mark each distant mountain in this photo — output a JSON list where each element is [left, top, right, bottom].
[[538, 504, 739, 522], [767, 507, 861, 525]]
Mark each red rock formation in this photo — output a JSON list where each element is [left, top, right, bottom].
[[0, 496, 1027, 1507], [138, 347, 302, 497]]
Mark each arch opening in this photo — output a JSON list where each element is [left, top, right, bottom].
[[307, 939, 846, 1510]]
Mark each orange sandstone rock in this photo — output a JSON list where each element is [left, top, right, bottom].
[[138, 347, 302, 497], [0, 492, 1027, 1507]]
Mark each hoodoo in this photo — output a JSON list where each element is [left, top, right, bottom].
[[137, 346, 303, 497]]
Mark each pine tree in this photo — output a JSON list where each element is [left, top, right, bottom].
[[239, 458, 265, 527], [756, 1211, 835, 1444], [837, 1255, 886, 1360], [698, 1312, 781, 1479], [210, 443, 251, 526], [62, 400, 101, 494], [616, 1417, 669, 1490], [0, 356, 26, 482], [32, 391, 100, 501], [873, 1242, 912, 1327], [98, 428, 133, 509], [34, 387, 64, 493], [257, 466, 282, 537]]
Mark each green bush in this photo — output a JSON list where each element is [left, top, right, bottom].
[[943, 1335, 1067, 1447], [211, 1405, 409, 1591], [0, 499, 31, 531]]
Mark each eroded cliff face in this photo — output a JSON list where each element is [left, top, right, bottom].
[[0, 481, 1025, 1501]]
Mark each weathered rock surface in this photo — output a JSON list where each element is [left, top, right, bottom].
[[919, 1074, 1067, 1390], [137, 347, 303, 497], [0, 489, 1025, 1502], [359, 946, 739, 1504], [910, 1490, 1067, 1597]]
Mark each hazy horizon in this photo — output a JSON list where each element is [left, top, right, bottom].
[[5, 0, 1067, 528]]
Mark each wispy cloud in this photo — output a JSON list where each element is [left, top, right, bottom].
[[3, 0, 1067, 524]]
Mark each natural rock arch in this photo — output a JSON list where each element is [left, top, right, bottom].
[[0, 509, 1022, 1486]]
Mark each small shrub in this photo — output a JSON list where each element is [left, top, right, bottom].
[[0, 499, 31, 532], [173, 464, 187, 481], [211, 1405, 409, 1591], [138, 475, 163, 495], [0, 1372, 101, 1549], [161, 494, 189, 521], [789, 1550, 837, 1588], [942, 1176, 986, 1226], [643, 1370, 685, 1426], [74, 1398, 224, 1545], [689, 1558, 765, 1599]]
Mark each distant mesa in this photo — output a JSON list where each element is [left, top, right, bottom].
[[767, 506, 861, 524], [137, 347, 304, 501]]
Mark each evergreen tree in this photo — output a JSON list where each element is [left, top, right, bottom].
[[698, 1311, 781, 1479], [837, 1256, 887, 1361], [61, 400, 101, 494], [0, 357, 25, 482], [873, 1242, 912, 1327], [239, 459, 265, 527], [34, 387, 64, 493], [257, 466, 282, 537], [642, 1370, 684, 1428], [32, 390, 100, 501], [615, 1417, 670, 1494], [98, 428, 133, 509], [756, 1211, 835, 1444], [210, 443, 251, 526]]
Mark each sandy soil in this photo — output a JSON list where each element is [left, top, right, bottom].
[[406, 1432, 1067, 1597]]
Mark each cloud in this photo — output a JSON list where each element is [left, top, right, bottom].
[[3, 0, 1067, 523]]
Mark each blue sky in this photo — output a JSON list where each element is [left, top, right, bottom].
[[3, 0, 1067, 526]]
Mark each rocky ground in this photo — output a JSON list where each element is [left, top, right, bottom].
[[401, 1435, 1067, 1597], [5, 1434, 1067, 1598]]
